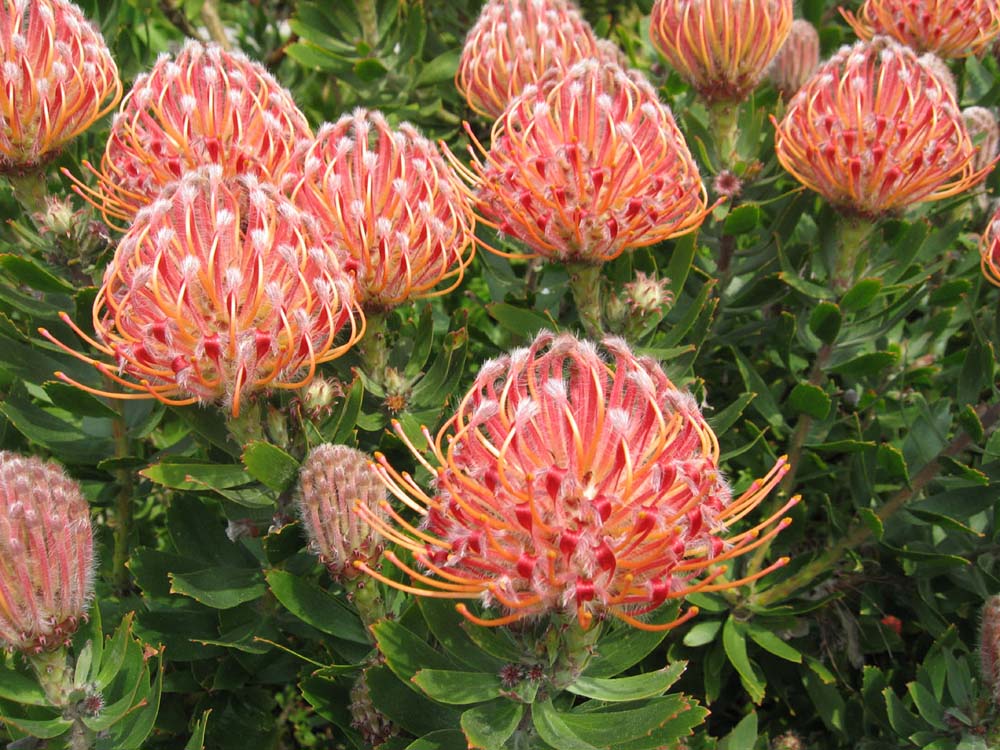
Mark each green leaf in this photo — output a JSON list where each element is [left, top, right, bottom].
[[0, 254, 75, 293], [858, 508, 884, 540], [665, 234, 697, 297], [877, 444, 909, 481], [787, 383, 831, 420], [884, 687, 925, 737], [140, 461, 252, 491], [184, 710, 212, 750], [708, 392, 755, 435], [840, 278, 882, 311], [718, 711, 757, 750], [241, 441, 299, 492], [365, 665, 461, 735], [731, 349, 783, 431], [0, 391, 115, 464], [958, 404, 985, 443], [415, 50, 459, 86], [532, 699, 599, 750], [804, 666, 847, 736], [567, 663, 686, 702], [461, 700, 523, 750], [265, 570, 369, 644], [0, 712, 73, 738], [808, 301, 841, 344], [486, 302, 556, 339], [412, 670, 502, 705], [169, 567, 267, 609], [405, 730, 468, 750], [544, 695, 706, 749], [828, 351, 897, 377], [372, 620, 457, 686], [416, 599, 505, 672], [908, 681, 948, 730], [583, 602, 682, 677], [723, 204, 762, 235], [745, 624, 802, 663], [0, 664, 47, 705], [958, 336, 995, 405], [683, 620, 722, 647], [928, 278, 971, 307], [722, 616, 766, 704]]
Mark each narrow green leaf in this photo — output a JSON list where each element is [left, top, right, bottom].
[[241, 441, 299, 492], [722, 616, 766, 704], [828, 351, 898, 377], [858, 509, 884, 540], [415, 50, 459, 86], [486, 303, 555, 339], [0, 254, 75, 292], [787, 383, 831, 420], [140, 461, 252, 491], [958, 336, 995, 405], [707, 392, 755, 435], [405, 730, 468, 750], [0, 664, 47, 705], [265, 570, 369, 644], [908, 682, 948, 730], [416, 599, 504, 672], [731, 349, 783, 431], [567, 663, 686, 702], [169, 567, 266, 609], [665, 233, 697, 296], [372, 620, 457, 686], [550, 695, 705, 748], [532, 699, 599, 750], [682, 620, 722, 647], [884, 687, 925, 737], [461, 700, 524, 750], [718, 711, 758, 750], [583, 601, 682, 677], [877, 444, 909, 481], [184, 710, 212, 750], [412, 669, 502, 705], [745, 624, 802, 663]]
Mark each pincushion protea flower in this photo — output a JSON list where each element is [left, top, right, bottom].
[[982, 595, 1000, 705], [773, 37, 985, 219], [69, 40, 311, 226], [456, 0, 607, 119], [356, 332, 798, 630], [979, 206, 1000, 286], [297, 444, 388, 581], [649, 0, 793, 102], [768, 19, 820, 98], [0, 0, 121, 171], [41, 167, 363, 416], [841, 0, 1000, 59], [455, 60, 710, 264], [292, 109, 476, 310], [0, 452, 93, 654]]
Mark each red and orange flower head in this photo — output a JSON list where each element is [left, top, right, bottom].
[[356, 331, 798, 630], [456, 0, 607, 119], [0, 0, 121, 171], [841, 0, 1000, 59], [773, 37, 986, 219], [979, 205, 1000, 286], [292, 109, 476, 310], [70, 40, 311, 226], [456, 60, 710, 264], [649, 0, 793, 103], [0, 452, 93, 654], [768, 19, 821, 99], [42, 166, 363, 417]]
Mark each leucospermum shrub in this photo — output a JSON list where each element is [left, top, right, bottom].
[[0, 0, 997, 748]]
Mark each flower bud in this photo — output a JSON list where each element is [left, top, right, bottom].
[[350, 667, 396, 746], [0, 452, 94, 653], [963, 106, 1000, 173], [296, 445, 387, 581], [981, 595, 1000, 705], [623, 271, 674, 316], [768, 19, 820, 98]]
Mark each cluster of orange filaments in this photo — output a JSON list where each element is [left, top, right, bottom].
[[70, 40, 312, 226], [773, 37, 984, 219], [0, 452, 93, 654], [649, 0, 793, 102], [42, 167, 363, 416], [980, 207, 1000, 287], [456, 0, 608, 119], [291, 109, 476, 310], [841, 0, 1000, 59], [0, 0, 121, 171], [455, 60, 709, 264], [356, 331, 798, 630]]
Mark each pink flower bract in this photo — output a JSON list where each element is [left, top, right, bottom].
[[357, 332, 797, 630]]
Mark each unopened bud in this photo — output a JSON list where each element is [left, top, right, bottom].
[[265, 405, 290, 449], [0, 452, 93, 654], [963, 106, 1000, 173], [769, 19, 819, 98], [623, 271, 674, 316], [350, 667, 396, 746], [40, 196, 78, 236], [296, 445, 386, 581], [981, 595, 1000, 705], [919, 53, 957, 102], [771, 732, 803, 750], [301, 377, 343, 421], [382, 368, 413, 414]]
